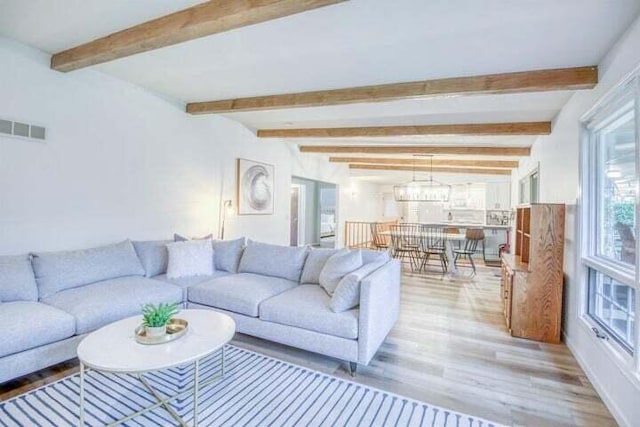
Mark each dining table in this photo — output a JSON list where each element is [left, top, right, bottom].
[[380, 230, 467, 274]]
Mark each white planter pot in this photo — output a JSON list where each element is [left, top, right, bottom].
[[145, 325, 167, 338]]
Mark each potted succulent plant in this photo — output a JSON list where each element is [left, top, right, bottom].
[[141, 303, 179, 338]]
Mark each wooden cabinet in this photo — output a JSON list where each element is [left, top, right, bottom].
[[501, 263, 514, 331], [501, 203, 565, 343]]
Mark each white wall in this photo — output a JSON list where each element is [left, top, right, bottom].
[[0, 37, 381, 255], [512, 16, 640, 427], [340, 179, 384, 223]]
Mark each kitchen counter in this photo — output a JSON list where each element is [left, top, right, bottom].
[[417, 222, 512, 230]]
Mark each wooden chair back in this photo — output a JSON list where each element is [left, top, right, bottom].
[[370, 222, 391, 248], [463, 228, 485, 252]]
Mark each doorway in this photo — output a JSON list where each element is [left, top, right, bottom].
[[289, 184, 305, 246], [290, 177, 337, 248]]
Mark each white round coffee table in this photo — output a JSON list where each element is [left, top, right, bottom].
[[77, 309, 235, 427]]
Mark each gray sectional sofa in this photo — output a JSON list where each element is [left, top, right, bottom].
[[0, 237, 401, 384]]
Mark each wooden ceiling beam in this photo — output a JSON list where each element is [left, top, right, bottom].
[[349, 164, 512, 176], [51, 0, 347, 72], [300, 145, 530, 156], [186, 66, 597, 114], [330, 157, 519, 168], [257, 122, 550, 138]]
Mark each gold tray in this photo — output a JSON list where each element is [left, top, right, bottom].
[[134, 318, 188, 345]]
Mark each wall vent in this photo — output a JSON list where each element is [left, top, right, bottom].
[[0, 118, 46, 141]]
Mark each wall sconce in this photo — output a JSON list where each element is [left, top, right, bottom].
[[220, 200, 234, 240]]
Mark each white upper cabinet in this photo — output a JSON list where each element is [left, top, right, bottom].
[[449, 184, 485, 210], [486, 182, 511, 210]]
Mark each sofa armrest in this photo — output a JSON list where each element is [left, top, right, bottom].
[[357, 259, 401, 365]]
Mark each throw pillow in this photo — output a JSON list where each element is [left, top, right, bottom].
[[319, 249, 363, 296], [132, 240, 171, 277], [174, 233, 213, 241], [212, 238, 245, 273], [166, 240, 214, 279], [330, 253, 390, 312], [174, 234, 245, 273], [300, 248, 341, 284], [0, 254, 38, 302]]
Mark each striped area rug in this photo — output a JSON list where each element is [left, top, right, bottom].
[[0, 346, 504, 426]]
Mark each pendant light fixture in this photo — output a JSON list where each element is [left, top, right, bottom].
[[393, 155, 451, 202]]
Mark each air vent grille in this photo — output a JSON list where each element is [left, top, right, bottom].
[[0, 118, 46, 141]]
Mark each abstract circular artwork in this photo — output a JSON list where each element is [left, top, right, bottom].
[[237, 159, 274, 215]]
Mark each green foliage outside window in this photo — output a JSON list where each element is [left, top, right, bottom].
[[614, 203, 635, 226]]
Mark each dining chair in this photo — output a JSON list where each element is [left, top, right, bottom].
[[453, 228, 485, 274], [444, 227, 461, 249], [390, 223, 421, 271], [370, 222, 390, 250], [419, 226, 448, 273]]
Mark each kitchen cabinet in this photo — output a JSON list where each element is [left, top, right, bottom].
[[484, 228, 508, 259], [485, 182, 511, 210], [449, 184, 485, 209]]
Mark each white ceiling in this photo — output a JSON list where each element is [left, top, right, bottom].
[[1, 0, 639, 182], [0, 0, 208, 53]]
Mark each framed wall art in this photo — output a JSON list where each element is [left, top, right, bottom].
[[236, 158, 275, 215]]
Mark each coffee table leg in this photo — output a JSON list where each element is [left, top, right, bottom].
[[193, 359, 200, 427], [79, 362, 85, 427]]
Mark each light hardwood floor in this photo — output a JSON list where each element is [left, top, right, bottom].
[[0, 263, 617, 426]]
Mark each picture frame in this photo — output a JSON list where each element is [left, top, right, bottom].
[[236, 158, 275, 215]]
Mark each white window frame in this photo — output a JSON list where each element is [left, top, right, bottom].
[[519, 164, 540, 204], [578, 71, 640, 378]]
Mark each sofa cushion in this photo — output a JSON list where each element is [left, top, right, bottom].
[[361, 249, 390, 264], [319, 249, 363, 296], [188, 273, 297, 317], [133, 240, 171, 277], [0, 254, 38, 302], [166, 240, 214, 279], [300, 248, 341, 284], [331, 255, 390, 313], [213, 238, 245, 273], [239, 241, 308, 282], [260, 285, 359, 339], [42, 276, 182, 334], [0, 301, 75, 358], [32, 240, 146, 299], [153, 271, 231, 301]]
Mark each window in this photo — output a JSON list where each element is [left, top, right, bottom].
[[581, 76, 639, 356], [519, 167, 539, 204], [530, 171, 539, 204], [596, 109, 636, 266], [588, 270, 636, 352]]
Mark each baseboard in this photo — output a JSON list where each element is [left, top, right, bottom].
[[563, 330, 630, 427]]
